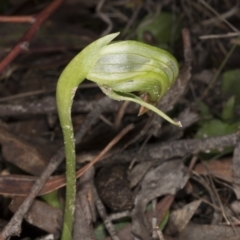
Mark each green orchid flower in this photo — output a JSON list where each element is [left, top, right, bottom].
[[56, 32, 180, 240]]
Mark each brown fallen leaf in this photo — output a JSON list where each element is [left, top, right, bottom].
[[9, 196, 62, 234], [171, 223, 240, 240], [0, 174, 62, 196], [0, 126, 48, 176], [165, 200, 202, 235], [194, 158, 232, 183]]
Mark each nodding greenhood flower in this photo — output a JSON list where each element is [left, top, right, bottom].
[[89, 37, 180, 126], [87, 40, 179, 104], [57, 32, 181, 128], [56, 32, 181, 240]]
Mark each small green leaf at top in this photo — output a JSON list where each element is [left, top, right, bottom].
[[221, 96, 235, 121], [195, 119, 239, 139], [222, 69, 240, 106], [196, 100, 213, 120], [195, 119, 239, 156], [136, 12, 182, 49], [95, 217, 131, 240], [41, 190, 61, 209], [159, 210, 170, 230]]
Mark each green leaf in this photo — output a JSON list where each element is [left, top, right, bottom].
[[41, 190, 61, 209], [196, 100, 212, 120], [221, 96, 235, 121], [159, 210, 170, 230], [195, 119, 239, 139], [95, 218, 131, 240], [195, 119, 239, 156], [95, 223, 108, 240], [222, 69, 240, 105], [137, 12, 182, 48]]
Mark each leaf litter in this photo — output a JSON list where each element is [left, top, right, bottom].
[[0, 1, 240, 240]]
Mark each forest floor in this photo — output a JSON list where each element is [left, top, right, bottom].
[[0, 1, 240, 240]]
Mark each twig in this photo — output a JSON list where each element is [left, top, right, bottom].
[[0, 16, 35, 23], [231, 38, 240, 45], [100, 132, 239, 166], [198, 0, 239, 32], [199, 32, 240, 40], [0, 96, 139, 117], [96, 0, 113, 36], [0, 83, 97, 103], [209, 175, 231, 225], [0, 0, 66, 73], [121, 3, 142, 38], [113, 101, 130, 130], [201, 4, 239, 26], [94, 187, 120, 240], [191, 174, 222, 224], [73, 167, 96, 240], [152, 199, 158, 239]]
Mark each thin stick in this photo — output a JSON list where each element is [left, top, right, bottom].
[[0, 0, 66, 73], [199, 32, 240, 40], [0, 16, 35, 23], [198, 0, 239, 32]]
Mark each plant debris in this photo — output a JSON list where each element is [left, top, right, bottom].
[[0, 1, 240, 240]]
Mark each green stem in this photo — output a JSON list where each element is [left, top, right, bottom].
[[61, 120, 76, 240], [56, 33, 119, 240], [57, 83, 80, 240]]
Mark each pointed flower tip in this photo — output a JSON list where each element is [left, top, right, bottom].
[[108, 32, 120, 38], [176, 121, 182, 127]]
